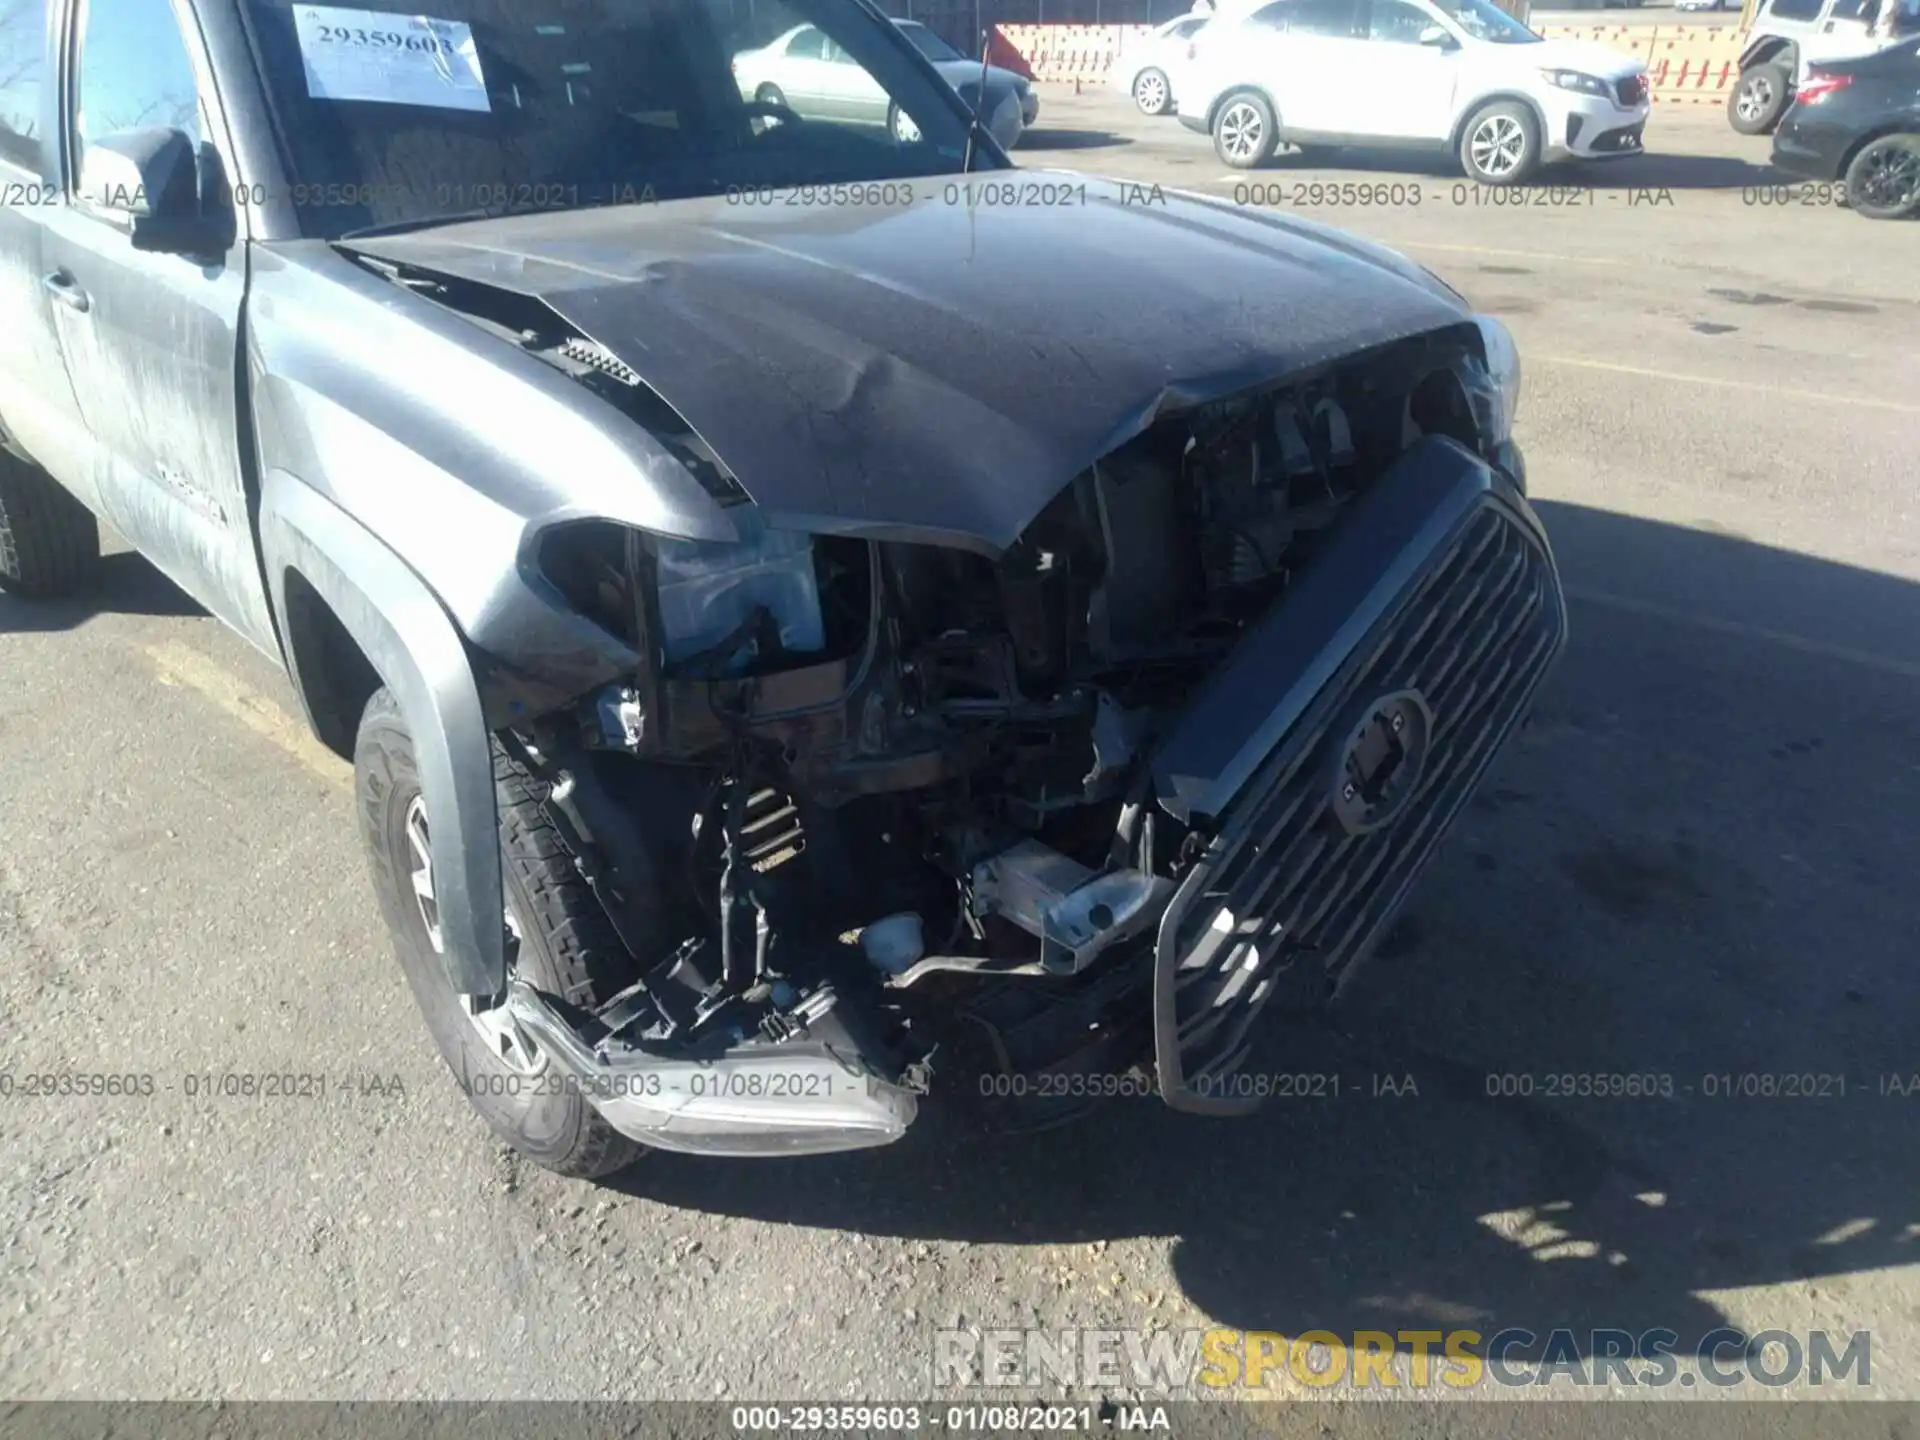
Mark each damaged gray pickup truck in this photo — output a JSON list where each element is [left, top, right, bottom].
[[0, 0, 1565, 1176]]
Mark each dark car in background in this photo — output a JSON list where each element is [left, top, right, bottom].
[[1771, 39, 1920, 217]]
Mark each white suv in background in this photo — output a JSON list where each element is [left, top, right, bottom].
[[1728, 0, 1904, 134], [1175, 0, 1652, 183]]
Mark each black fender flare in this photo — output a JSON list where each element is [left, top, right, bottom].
[[260, 467, 505, 996], [1739, 37, 1797, 72]]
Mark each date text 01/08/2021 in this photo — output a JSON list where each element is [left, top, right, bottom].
[[728, 1404, 1128, 1434]]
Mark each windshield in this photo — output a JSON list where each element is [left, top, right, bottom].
[[240, 0, 1001, 239], [1427, 0, 1542, 42], [895, 20, 963, 63]]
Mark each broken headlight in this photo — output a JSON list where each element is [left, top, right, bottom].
[[538, 515, 868, 684], [652, 510, 826, 677]]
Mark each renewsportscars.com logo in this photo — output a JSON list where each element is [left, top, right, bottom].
[[933, 1327, 1872, 1391]]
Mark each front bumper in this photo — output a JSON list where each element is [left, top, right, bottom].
[[1547, 92, 1651, 162], [988, 93, 1026, 150], [1149, 438, 1567, 1113], [507, 981, 920, 1156]]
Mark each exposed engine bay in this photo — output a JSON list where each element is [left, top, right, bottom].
[[494, 320, 1528, 1156]]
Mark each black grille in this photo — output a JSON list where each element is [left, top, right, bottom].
[[1591, 124, 1646, 154], [1616, 74, 1649, 106], [1155, 497, 1565, 1111]]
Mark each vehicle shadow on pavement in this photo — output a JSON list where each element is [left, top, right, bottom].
[[623, 504, 1920, 1361], [1019, 129, 1133, 151], [0, 551, 208, 634], [1256, 146, 1782, 192]]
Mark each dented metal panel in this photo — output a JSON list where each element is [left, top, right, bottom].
[[340, 183, 1470, 555], [243, 241, 739, 719]]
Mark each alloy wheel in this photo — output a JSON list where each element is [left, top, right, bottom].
[[1135, 70, 1167, 113], [1218, 101, 1265, 162], [403, 795, 544, 1076], [1854, 140, 1920, 216], [1735, 74, 1774, 123], [1470, 114, 1527, 178]]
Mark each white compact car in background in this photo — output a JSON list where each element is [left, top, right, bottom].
[[1176, 0, 1651, 182], [1111, 13, 1213, 114]]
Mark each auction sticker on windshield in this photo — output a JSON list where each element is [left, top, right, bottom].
[[293, 6, 491, 111]]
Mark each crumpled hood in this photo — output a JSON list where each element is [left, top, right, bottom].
[[342, 175, 1470, 553]]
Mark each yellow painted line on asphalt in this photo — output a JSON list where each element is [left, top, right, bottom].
[[1535, 355, 1920, 416], [143, 641, 352, 790], [1566, 588, 1920, 684], [1397, 238, 1639, 269]]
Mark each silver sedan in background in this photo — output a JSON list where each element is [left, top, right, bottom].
[[733, 19, 1036, 148]]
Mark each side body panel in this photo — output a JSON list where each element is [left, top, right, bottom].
[[37, 0, 279, 653], [0, 0, 93, 499]]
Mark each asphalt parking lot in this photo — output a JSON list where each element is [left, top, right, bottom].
[[2, 89, 1917, 1413]]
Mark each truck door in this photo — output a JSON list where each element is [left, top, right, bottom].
[[0, 0, 94, 507], [36, 0, 278, 657]]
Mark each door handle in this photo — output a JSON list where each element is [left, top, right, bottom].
[[42, 270, 90, 314]]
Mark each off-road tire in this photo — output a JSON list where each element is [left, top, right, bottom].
[[1729, 62, 1792, 136], [355, 688, 645, 1179], [1843, 132, 1920, 220], [1459, 100, 1541, 185], [0, 451, 99, 598]]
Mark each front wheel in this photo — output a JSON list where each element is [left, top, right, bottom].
[[355, 689, 646, 1179], [1133, 67, 1172, 116], [1843, 133, 1920, 220], [1459, 101, 1540, 185], [1729, 63, 1792, 135], [1213, 91, 1278, 170], [0, 452, 99, 598]]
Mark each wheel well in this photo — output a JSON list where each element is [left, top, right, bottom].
[[1450, 93, 1547, 152], [282, 567, 384, 760], [1743, 38, 1796, 70], [1838, 125, 1920, 180], [1208, 86, 1277, 131]]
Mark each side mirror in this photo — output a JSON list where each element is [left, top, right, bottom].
[[1419, 24, 1460, 46], [78, 127, 233, 257]]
